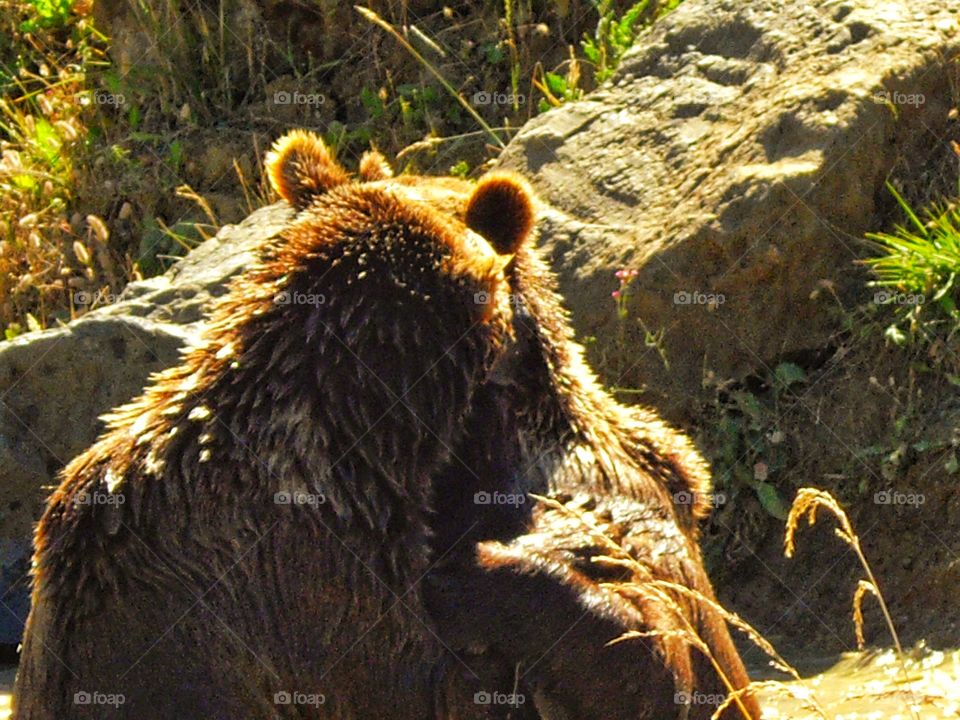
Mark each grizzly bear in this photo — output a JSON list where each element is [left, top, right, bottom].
[[13, 130, 534, 719], [423, 183, 761, 717], [311, 145, 759, 717]]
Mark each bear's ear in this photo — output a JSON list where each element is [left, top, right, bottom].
[[465, 172, 536, 256], [358, 150, 394, 181], [265, 130, 350, 209]]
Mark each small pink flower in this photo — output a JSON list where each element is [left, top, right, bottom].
[[629, 269, 639, 277], [611, 290, 621, 299], [615, 269, 626, 279]]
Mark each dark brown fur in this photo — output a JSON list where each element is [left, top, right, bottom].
[[426, 188, 760, 719], [13, 131, 530, 719]]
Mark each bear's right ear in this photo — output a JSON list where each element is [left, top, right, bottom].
[[465, 172, 536, 256], [266, 130, 350, 210], [358, 149, 394, 181]]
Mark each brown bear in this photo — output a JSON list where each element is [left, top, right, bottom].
[[13, 130, 534, 719], [422, 180, 762, 717], [320, 146, 759, 717]]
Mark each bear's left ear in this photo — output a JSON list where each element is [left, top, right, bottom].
[[465, 172, 536, 256], [266, 130, 350, 210]]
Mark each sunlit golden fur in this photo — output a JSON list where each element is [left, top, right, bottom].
[[358, 149, 394, 181], [265, 128, 351, 209], [14, 131, 533, 720]]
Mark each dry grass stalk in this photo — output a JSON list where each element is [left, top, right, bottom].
[[784, 487, 920, 720], [852, 579, 879, 650], [354, 5, 505, 149], [532, 494, 781, 720]]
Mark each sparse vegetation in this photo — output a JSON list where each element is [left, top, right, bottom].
[[865, 181, 960, 362], [546, 486, 940, 719], [0, 0, 674, 339], [785, 488, 922, 720], [0, 0, 102, 337], [608, 267, 671, 376], [582, 0, 683, 83], [703, 363, 801, 523]]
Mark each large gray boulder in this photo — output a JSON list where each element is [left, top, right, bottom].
[[499, 0, 960, 415], [0, 204, 292, 643]]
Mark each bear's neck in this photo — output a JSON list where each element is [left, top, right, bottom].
[[508, 250, 687, 503]]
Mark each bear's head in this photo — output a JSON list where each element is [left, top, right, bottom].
[[88, 130, 539, 557], [217, 130, 539, 485], [258, 130, 535, 405]]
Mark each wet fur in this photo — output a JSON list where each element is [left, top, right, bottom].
[[14, 134, 523, 719], [14, 130, 757, 720], [426, 223, 760, 718]]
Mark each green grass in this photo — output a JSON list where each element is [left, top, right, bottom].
[[0, 0, 105, 337], [19, 0, 72, 31], [864, 182, 960, 347]]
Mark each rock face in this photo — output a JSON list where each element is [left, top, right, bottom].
[[0, 204, 292, 643], [499, 0, 960, 416]]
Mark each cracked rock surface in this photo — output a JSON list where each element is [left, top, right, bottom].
[[499, 0, 960, 414]]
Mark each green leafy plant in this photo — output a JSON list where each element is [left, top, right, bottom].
[[359, 86, 386, 121], [864, 182, 960, 346], [535, 67, 582, 113], [582, 0, 682, 84], [708, 362, 806, 521], [20, 0, 73, 31]]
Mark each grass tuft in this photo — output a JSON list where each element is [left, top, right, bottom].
[[0, 0, 111, 337], [354, 5, 505, 149], [864, 181, 960, 352]]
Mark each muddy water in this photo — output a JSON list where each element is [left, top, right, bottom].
[[754, 646, 960, 719], [1, 648, 958, 718], [0, 666, 12, 720]]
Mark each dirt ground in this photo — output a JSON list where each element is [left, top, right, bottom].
[[679, 324, 960, 660]]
